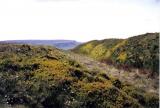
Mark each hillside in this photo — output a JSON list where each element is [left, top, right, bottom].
[[73, 33, 159, 75], [0, 40, 81, 50], [66, 52, 159, 94], [0, 43, 158, 108]]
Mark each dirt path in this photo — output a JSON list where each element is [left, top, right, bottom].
[[65, 51, 159, 93]]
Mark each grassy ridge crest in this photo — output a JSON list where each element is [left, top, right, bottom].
[[73, 33, 159, 74]]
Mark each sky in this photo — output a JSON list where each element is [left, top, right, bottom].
[[0, 0, 159, 42]]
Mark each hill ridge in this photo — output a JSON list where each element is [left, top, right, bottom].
[[72, 33, 159, 74]]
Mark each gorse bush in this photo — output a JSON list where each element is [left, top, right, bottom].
[[73, 33, 159, 75], [0, 43, 159, 108]]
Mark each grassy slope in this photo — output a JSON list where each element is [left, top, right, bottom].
[[73, 33, 159, 74], [0, 43, 158, 108]]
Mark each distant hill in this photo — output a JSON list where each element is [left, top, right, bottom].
[[0, 43, 158, 108], [0, 40, 81, 50], [73, 33, 159, 74]]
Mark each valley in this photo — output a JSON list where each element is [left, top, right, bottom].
[[0, 40, 81, 50]]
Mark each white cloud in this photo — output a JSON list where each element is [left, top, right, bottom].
[[0, 0, 159, 42]]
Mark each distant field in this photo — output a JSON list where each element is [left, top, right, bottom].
[[0, 40, 81, 50]]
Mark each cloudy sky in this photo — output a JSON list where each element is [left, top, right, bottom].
[[0, 0, 159, 42]]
